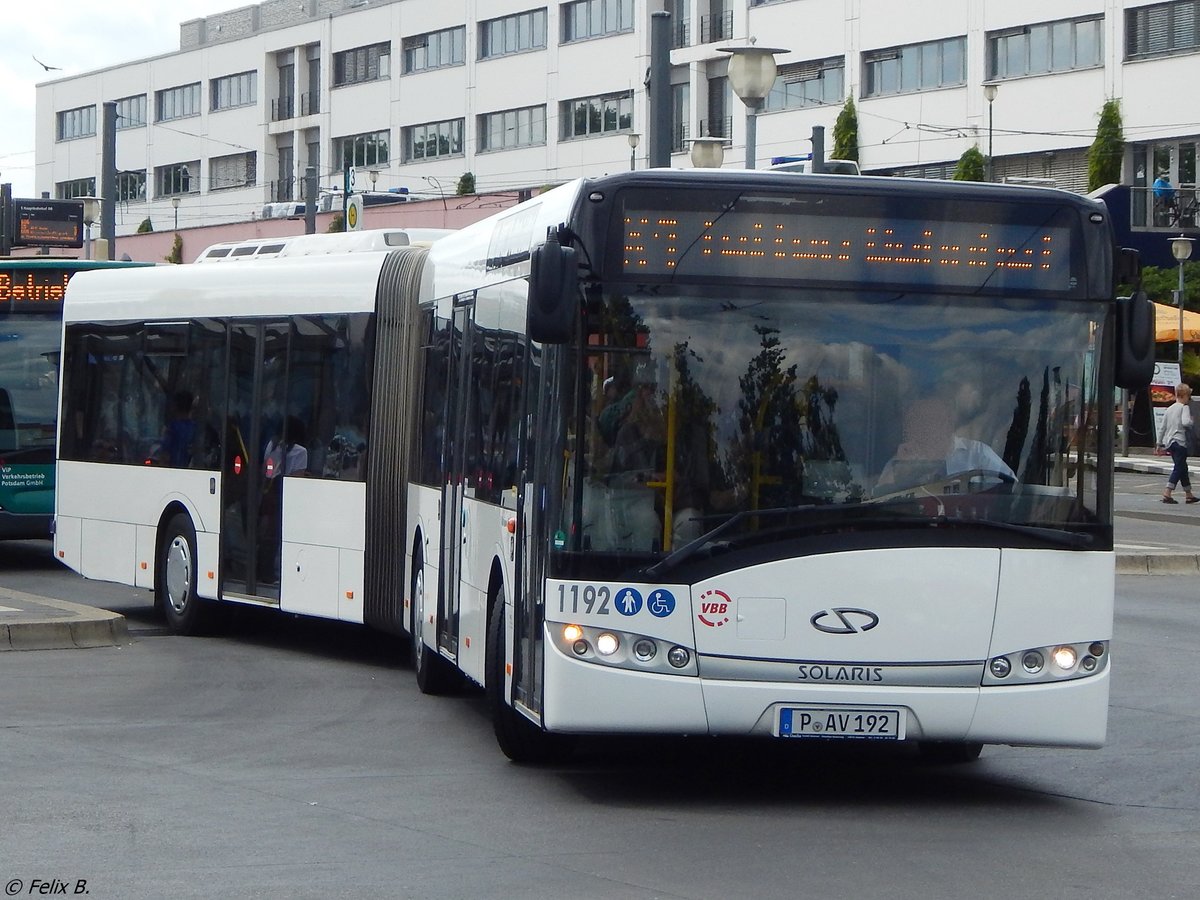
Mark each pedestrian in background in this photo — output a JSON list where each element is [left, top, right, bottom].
[[1158, 383, 1198, 504]]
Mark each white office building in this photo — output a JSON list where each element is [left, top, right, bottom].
[[34, 0, 1200, 250]]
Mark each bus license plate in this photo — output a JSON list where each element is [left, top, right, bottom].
[[776, 707, 904, 741]]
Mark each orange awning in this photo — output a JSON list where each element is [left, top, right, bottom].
[[1154, 301, 1200, 343]]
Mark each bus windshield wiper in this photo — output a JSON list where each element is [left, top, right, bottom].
[[644, 503, 832, 578], [644, 502, 1094, 578]]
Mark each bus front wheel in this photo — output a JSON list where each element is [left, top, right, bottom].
[[156, 513, 215, 635], [486, 586, 571, 764], [410, 548, 457, 695]]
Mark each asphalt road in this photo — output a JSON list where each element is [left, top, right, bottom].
[[1, 505, 1198, 898]]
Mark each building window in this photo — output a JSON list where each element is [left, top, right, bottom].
[[115, 95, 147, 130], [403, 26, 466, 73], [211, 71, 257, 111], [56, 106, 96, 142], [862, 36, 966, 97], [335, 130, 391, 168], [403, 119, 464, 161], [210, 152, 257, 190], [988, 17, 1103, 79], [765, 57, 845, 111], [56, 178, 96, 200], [156, 83, 201, 122], [562, 0, 634, 42], [560, 91, 633, 139], [1127, 1, 1200, 59], [480, 8, 547, 59], [156, 161, 199, 197], [479, 105, 546, 151], [333, 42, 390, 87], [117, 170, 146, 202]]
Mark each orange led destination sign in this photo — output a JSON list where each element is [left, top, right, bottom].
[[618, 207, 1074, 293], [0, 269, 70, 307]]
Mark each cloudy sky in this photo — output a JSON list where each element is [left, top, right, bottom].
[[0, 1, 236, 198]]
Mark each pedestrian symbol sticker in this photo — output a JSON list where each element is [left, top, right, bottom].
[[615, 587, 643, 616], [647, 589, 675, 618]]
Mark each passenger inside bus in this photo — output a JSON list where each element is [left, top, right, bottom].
[[876, 394, 1015, 494]]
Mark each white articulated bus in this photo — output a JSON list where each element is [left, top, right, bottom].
[[55, 172, 1153, 763]]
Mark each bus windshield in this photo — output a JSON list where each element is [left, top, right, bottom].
[[564, 284, 1106, 573]]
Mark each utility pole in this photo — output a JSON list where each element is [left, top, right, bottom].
[[100, 101, 116, 259], [304, 166, 317, 235], [648, 11, 671, 169]]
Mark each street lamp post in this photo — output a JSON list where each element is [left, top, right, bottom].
[[1171, 234, 1195, 366], [718, 40, 787, 169], [628, 133, 641, 171], [171, 196, 180, 231], [983, 83, 998, 182], [689, 137, 726, 169], [82, 196, 100, 261]]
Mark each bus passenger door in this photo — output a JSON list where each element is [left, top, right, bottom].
[[436, 295, 475, 660], [219, 321, 290, 601]]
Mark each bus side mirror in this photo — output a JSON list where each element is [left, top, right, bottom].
[[1115, 291, 1155, 389], [527, 237, 579, 344]]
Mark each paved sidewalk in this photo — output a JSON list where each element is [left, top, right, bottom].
[[0, 585, 129, 651]]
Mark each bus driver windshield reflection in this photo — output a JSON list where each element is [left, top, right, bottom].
[[571, 289, 1100, 560]]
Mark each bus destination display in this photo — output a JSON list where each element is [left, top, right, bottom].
[[0, 269, 70, 308], [13, 200, 84, 249], [619, 206, 1074, 293]]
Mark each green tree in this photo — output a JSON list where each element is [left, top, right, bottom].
[[1136, 261, 1200, 310], [456, 172, 476, 195], [1087, 99, 1123, 192], [136, 218, 154, 234], [326, 212, 344, 233], [832, 96, 859, 162], [952, 145, 986, 181], [165, 233, 183, 264]]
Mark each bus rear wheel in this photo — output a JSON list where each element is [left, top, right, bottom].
[[410, 548, 457, 695], [486, 586, 571, 764], [156, 513, 215, 636]]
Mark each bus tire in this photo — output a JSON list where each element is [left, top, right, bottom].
[[156, 513, 215, 635], [917, 741, 984, 764], [486, 585, 572, 764], [411, 547, 457, 695]]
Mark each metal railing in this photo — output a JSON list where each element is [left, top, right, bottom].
[[300, 91, 320, 116], [699, 116, 733, 139], [271, 96, 295, 121], [671, 122, 691, 155], [1132, 185, 1200, 230], [700, 11, 733, 44], [671, 20, 691, 49], [270, 178, 296, 202]]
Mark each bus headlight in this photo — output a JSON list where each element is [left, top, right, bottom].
[[982, 640, 1109, 685], [1051, 645, 1077, 671], [596, 632, 619, 656], [548, 622, 695, 676]]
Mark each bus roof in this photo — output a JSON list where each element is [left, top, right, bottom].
[[63, 250, 395, 323], [194, 227, 454, 263], [0, 257, 155, 271]]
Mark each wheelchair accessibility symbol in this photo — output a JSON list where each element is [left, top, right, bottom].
[[646, 589, 676, 618]]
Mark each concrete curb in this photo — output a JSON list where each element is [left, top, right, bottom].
[[0, 589, 129, 651], [1115, 554, 1200, 576]]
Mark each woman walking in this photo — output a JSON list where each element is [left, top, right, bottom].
[[1158, 383, 1198, 504]]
